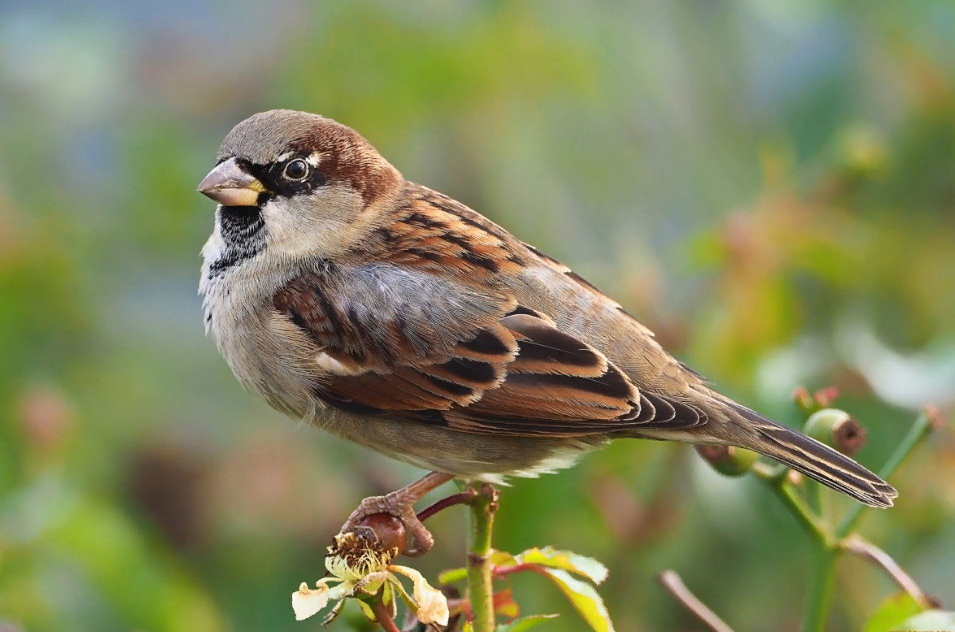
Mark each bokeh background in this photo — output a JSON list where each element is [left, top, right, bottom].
[[1, 1, 954, 630]]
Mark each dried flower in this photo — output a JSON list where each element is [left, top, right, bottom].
[[292, 529, 448, 626]]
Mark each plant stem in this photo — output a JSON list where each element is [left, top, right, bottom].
[[756, 455, 833, 631], [839, 535, 933, 608], [835, 410, 933, 538], [372, 598, 401, 632], [755, 409, 935, 632], [799, 547, 837, 632], [417, 489, 478, 522], [467, 484, 499, 632], [771, 478, 830, 543], [657, 570, 736, 632]]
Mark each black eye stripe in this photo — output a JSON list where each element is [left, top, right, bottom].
[[240, 155, 327, 198]]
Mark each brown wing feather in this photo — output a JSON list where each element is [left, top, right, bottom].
[[274, 260, 706, 437], [271, 185, 709, 436]]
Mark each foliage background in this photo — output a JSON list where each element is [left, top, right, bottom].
[[1, 1, 953, 630]]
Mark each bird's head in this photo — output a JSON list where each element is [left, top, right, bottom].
[[198, 110, 402, 266]]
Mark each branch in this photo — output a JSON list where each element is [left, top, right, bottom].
[[657, 570, 736, 632], [372, 599, 401, 632], [467, 483, 499, 632], [840, 535, 935, 608], [835, 408, 935, 538], [753, 464, 830, 542], [417, 489, 478, 522]]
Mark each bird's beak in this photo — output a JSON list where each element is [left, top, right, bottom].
[[197, 158, 266, 207]]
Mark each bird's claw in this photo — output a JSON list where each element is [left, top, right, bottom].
[[340, 492, 435, 557]]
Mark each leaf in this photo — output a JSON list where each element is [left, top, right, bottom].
[[897, 610, 955, 631], [540, 569, 615, 632], [438, 567, 468, 585], [489, 550, 518, 566], [862, 593, 924, 632], [495, 614, 559, 631], [356, 598, 377, 622], [513, 547, 609, 584], [494, 587, 520, 620]]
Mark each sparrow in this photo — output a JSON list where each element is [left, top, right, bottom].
[[197, 110, 896, 555]]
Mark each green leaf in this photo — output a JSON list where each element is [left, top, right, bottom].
[[540, 569, 615, 632], [863, 593, 925, 632], [512, 547, 609, 584], [897, 610, 955, 631], [489, 550, 518, 566], [356, 599, 376, 622], [495, 614, 559, 631], [437, 567, 468, 585]]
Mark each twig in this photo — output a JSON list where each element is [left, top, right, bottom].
[[836, 409, 934, 538], [803, 407, 935, 630], [657, 570, 736, 632], [371, 598, 401, 632], [417, 489, 478, 522], [754, 471, 830, 543], [467, 484, 500, 632], [840, 535, 934, 608]]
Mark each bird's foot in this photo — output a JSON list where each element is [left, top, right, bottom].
[[339, 472, 453, 557], [341, 494, 434, 557]]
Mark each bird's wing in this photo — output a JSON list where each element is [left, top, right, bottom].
[[273, 262, 706, 438]]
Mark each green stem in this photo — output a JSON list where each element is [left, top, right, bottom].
[[766, 476, 830, 543], [754, 409, 934, 632], [799, 548, 837, 632], [467, 484, 498, 632], [835, 410, 933, 538], [756, 459, 835, 631]]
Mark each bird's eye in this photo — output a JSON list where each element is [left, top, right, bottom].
[[283, 159, 308, 180]]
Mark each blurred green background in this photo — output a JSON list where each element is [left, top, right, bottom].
[[1, 1, 954, 630]]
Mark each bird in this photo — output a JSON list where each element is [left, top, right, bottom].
[[197, 109, 897, 555]]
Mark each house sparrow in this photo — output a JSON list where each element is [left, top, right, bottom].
[[198, 110, 896, 555]]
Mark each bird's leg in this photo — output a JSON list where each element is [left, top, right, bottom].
[[340, 471, 454, 557]]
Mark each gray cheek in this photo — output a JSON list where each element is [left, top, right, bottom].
[[260, 187, 367, 259]]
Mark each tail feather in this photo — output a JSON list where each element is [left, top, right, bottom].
[[732, 405, 898, 508]]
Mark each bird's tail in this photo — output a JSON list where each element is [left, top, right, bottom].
[[729, 404, 898, 508]]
